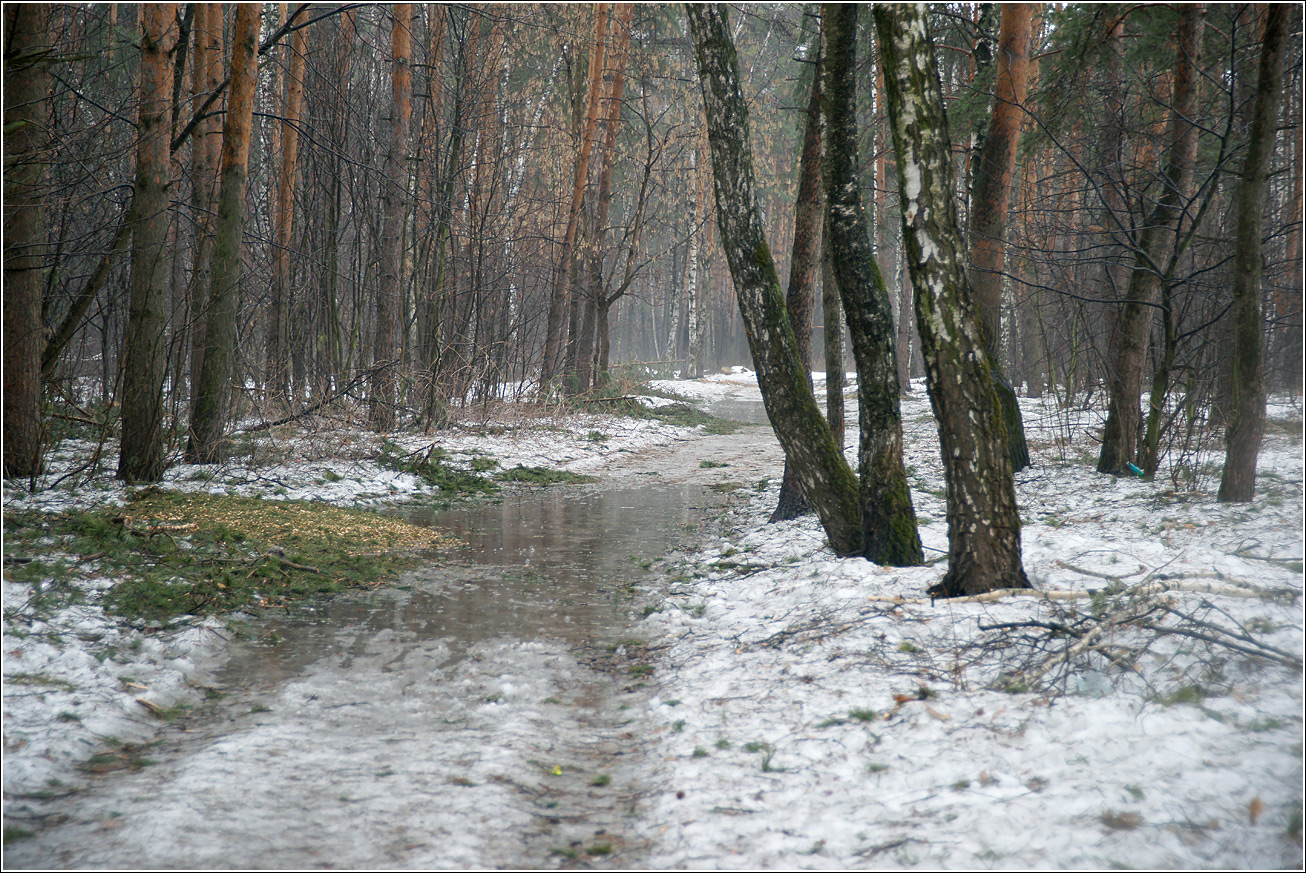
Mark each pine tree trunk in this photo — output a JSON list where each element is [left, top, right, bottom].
[[874, 4, 1029, 596], [186, 3, 259, 465], [1097, 6, 1205, 474], [1219, 4, 1288, 502], [269, 16, 307, 404], [543, 4, 609, 386], [687, 3, 863, 557], [119, 4, 178, 483], [187, 4, 223, 404], [2, 3, 51, 480], [966, 3, 1035, 472], [576, 4, 633, 392], [820, 5, 922, 565]]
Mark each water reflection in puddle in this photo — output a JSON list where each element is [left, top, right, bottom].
[[220, 483, 722, 687]]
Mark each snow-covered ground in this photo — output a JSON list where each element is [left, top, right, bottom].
[[4, 374, 1302, 868], [639, 375, 1304, 869], [2, 405, 699, 811]]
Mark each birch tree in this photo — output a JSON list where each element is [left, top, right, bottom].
[[874, 4, 1030, 596], [821, 4, 923, 565], [687, 2, 863, 557]]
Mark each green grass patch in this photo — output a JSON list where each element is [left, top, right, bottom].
[[493, 465, 596, 486], [4, 491, 455, 623], [377, 440, 499, 496]]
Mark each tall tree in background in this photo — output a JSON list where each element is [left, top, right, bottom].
[[1097, 6, 1205, 475], [687, 2, 863, 557], [3, 4, 51, 479], [574, 3, 634, 392], [1219, 4, 1289, 502], [188, 3, 223, 406], [187, 3, 260, 464], [874, 3, 1029, 596], [369, 4, 413, 431], [269, 10, 308, 404], [118, 4, 179, 483], [543, 3, 608, 387], [820, 4, 923, 565], [967, 3, 1035, 472]]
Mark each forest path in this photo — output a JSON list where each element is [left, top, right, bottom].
[[4, 411, 783, 870]]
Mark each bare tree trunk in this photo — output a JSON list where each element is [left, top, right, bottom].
[[821, 230, 845, 451], [967, 3, 1035, 472], [771, 42, 824, 524], [187, 3, 223, 403], [119, 4, 178, 483], [874, 3, 1029, 596], [2, 3, 51, 479], [688, 2, 863, 557], [369, 4, 413, 431], [186, 3, 259, 464], [1097, 6, 1205, 474], [821, 5, 923, 565], [1219, 4, 1288, 502], [543, 4, 608, 386], [577, 3, 633, 391], [269, 13, 307, 404]]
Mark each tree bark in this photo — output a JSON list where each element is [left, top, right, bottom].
[[967, 3, 1035, 472], [368, 4, 413, 431], [542, 4, 609, 387], [119, 4, 179, 483], [186, 3, 259, 464], [687, 2, 863, 557], [187, 3, 223, 403], [268, 13, 307, 404], [2, 3, 51, 480], [821, 230, 846, 451], [1097, 6, 1205, 475], [820, 5, 923, 565], [1219, 4, 1288, 502], [874, 4, 1029, 596], [771, 41, 825, 524], [577, 3, 633, 392]]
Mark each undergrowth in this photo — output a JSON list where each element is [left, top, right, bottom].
[[3, 491, 454, 623]]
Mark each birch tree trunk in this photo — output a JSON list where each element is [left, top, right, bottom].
[[119, 4, 179, 483], [687, 2, 863, 557], [186, 3, 259, 464], [770, 42, 824, 524], [820, 5, 923, 565], [1219, 4, 1288, 502], [874, 4, 1029, 596]]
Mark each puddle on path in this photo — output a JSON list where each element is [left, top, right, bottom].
[[5, 479, 734, 870]]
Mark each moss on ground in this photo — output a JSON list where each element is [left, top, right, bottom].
[[3, 491, 457, 623]]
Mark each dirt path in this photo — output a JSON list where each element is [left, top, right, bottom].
[[4, 419, 783, 870]]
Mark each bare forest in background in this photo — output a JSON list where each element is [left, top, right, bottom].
[[4, 3, 1302, 491]]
